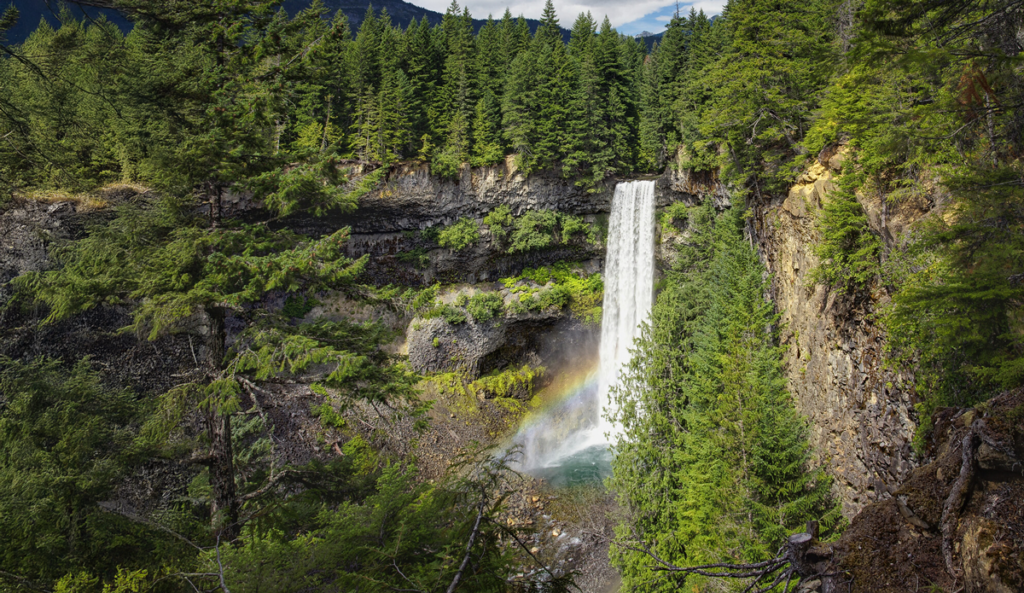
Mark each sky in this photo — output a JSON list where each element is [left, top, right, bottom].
[[410, 0, 728, 35]]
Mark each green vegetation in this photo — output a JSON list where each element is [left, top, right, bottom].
[[282, 294, 317, 318], [658, 202, 689, 233], [503, 264, 603, 323], [0, 2, 575, 590], [610, 205, 841, 590], [801, 0, 1024, 443], [437, 217, 480, 251], [809, 179, 882, 292], [0, 357, 187, 585], [485, 206, 599, 254], [2, 0, 1022, 588], [465, 291, 504, 322], [396, 247, 431, 269], [472, 364, 545, 400]]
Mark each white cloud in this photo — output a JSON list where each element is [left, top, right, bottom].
[[655, 15, 672, 21], [405, 0, 726, 28]]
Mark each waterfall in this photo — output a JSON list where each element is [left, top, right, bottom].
[[595, 180, 656, 443], [514, 180, 656, 478]]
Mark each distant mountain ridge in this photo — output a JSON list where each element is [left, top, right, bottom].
[[3, 0, 568, 44]]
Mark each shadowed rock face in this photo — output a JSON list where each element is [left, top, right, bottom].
[[285, 159, 704, 237], [827, 389, 1024, 593]]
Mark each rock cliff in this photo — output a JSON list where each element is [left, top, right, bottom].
[[751, 152, 934, 518]]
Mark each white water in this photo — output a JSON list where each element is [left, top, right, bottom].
[[594, 180, 656, 444], [518, 180, 656, 471]]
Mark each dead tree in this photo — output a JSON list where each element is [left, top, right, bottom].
[[617, 522, 843, 593]]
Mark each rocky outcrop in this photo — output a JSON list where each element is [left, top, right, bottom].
[[1, 200, 80, 304], [826, 389, 1024, 593], [289, 158, 702, 237], [407, 285, 598, 380], [752, 152, 935, 518], [345, 228, 604, 286]]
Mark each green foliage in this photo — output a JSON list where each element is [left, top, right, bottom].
[[0, 357, 188, 587], [839, 0, 1024, 444], [808, 178, 882, 292], [508, 210, 557, 253], [483, 204, 513, 244], [210, 449, 575, 593], [559, 214, 597, 244], [436, 217, 480, 251], [658, 202, 689, 233], [282, 294, 316, 318], [396, 247, 431, 270], [465, 291, 504, 322], [485, 207, 598, 254], [502, 264, 603, 323], [610, 206, 841, 591], [471, 364, 545, 399], [340, 435, 378, 476], [423, 303, 468, 325]]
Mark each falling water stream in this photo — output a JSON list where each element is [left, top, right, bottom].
[[513, 180, 656, 486]]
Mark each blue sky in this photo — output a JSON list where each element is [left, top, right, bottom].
[[411, 1, 727, 33], [617, 1, 726, 35]]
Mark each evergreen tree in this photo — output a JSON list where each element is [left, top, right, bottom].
[[430, 2, 477, 177], [400, 16, 441, 156], [611, 206, 839, 592], [0, 358, 192, 585]]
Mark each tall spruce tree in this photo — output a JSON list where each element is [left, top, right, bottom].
[[610, 206, 840, 592]]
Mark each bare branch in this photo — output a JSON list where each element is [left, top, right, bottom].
[[445, 500, 485, 593]]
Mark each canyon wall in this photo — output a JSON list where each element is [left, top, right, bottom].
[[751, 152, 935, 517], [0, 157, 932, 518]]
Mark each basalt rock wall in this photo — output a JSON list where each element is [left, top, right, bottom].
[[751, 150, 936, 518], [290, 157, 703, 237]]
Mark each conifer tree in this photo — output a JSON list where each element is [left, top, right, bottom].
[[610, 206, 839, 591]]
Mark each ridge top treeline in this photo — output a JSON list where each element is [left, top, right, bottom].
[[0, 0, 738, 194]]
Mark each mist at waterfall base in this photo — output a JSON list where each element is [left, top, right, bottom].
[[511, 180, 656, 488]]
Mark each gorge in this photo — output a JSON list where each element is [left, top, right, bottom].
[[1, 0, 1023, 592], [515, 179, 656, 483]]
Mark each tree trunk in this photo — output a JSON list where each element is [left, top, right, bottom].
[[209, 182, 222, 229], [207, 411, 239, 540], [204, 305, 237, 539]]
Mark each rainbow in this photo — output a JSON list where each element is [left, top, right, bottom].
[[508, 357, 604, 470]]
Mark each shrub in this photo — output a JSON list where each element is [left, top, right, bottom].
[[424, 304, 466, 325], [438, 218, 480, 251], [397, 247, 431, 269], [466, 292, 503, 322], [560, 214, 596, 244], [659, 202, 689, 232], [502, 264, 603, 323], [471, 364, 545, 400], [483, 205, 513, 245], [420, 226, 441, 244], [508, 210, 557, 253]]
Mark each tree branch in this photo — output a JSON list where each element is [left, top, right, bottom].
[[445, 500, 485, 593]]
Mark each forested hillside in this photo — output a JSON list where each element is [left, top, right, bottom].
[[0, 0, 1021, 592]]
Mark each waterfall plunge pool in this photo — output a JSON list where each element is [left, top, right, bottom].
[[509, 180, 656, 487]]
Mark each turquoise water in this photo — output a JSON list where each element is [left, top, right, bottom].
[[528, 444, 613, 489]]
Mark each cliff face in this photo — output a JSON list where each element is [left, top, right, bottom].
[[751, 152, 935, 518], [295, 158, 696, 236]]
